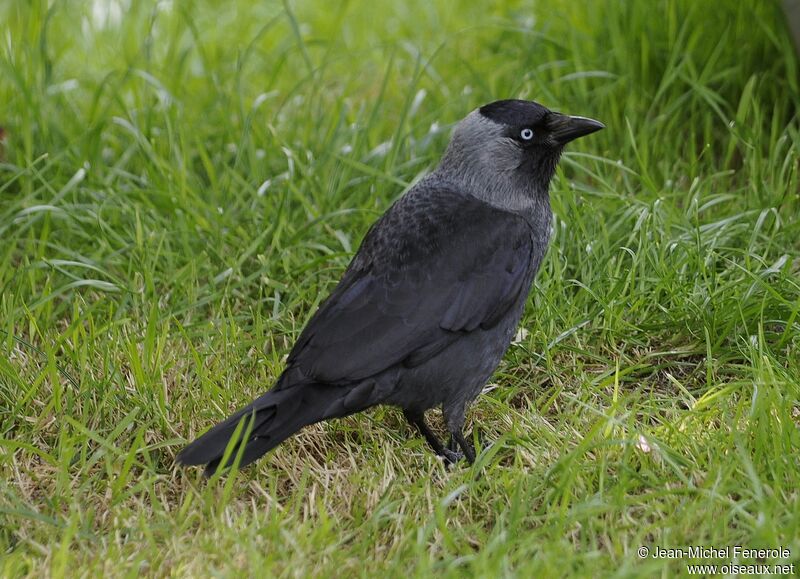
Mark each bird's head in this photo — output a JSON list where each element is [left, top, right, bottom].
[[440, 99, 604, 203]]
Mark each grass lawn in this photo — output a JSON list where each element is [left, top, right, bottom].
[[1, 0, 799, 575]]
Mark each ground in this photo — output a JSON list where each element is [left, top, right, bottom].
[[1, 0, 799, 576]]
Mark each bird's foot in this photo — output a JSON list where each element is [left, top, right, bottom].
[[447, 434, 459, 455], [440, 448, 464, 465], [447, 432, 476, 464]]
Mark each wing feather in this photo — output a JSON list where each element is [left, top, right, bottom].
[[286, 181, 535, 384]]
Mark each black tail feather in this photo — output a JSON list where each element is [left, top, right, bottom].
[[177, 387, 304, 472], [176, 404, 272, 467], [177, 380, 377, 474]]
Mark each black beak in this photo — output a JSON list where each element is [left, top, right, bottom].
[[547, 113, 605, 145]]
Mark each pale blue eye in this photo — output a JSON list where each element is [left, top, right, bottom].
[[520, 128, 534, 140]]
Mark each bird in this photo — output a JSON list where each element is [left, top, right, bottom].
[[177, 99, 604, 475]]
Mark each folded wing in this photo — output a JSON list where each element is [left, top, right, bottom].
[[287, 183, 535, 384]]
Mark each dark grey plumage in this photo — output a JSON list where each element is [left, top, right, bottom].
[[177, 99, 604, 474]]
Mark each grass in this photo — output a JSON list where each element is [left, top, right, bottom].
[[1, 0, 799, 575]]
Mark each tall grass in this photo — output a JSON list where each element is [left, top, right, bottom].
[[1, 0, 798, 575]]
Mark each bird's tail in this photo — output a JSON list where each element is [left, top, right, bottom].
[[177, 379, 362, 476]]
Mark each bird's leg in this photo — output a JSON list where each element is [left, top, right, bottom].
[[403, 410, 462, 464], [449, 428, 476, 464], [447, 434, 458, 453], [442, 403, 475, 465]]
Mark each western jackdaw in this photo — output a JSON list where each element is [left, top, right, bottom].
[[178, 99, 603, 474]]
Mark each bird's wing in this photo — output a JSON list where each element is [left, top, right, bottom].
[[286, 182, 536, 384]]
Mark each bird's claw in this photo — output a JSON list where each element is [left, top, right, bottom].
[[447, 435, 459, 454], [441, 448, 464, 465]]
